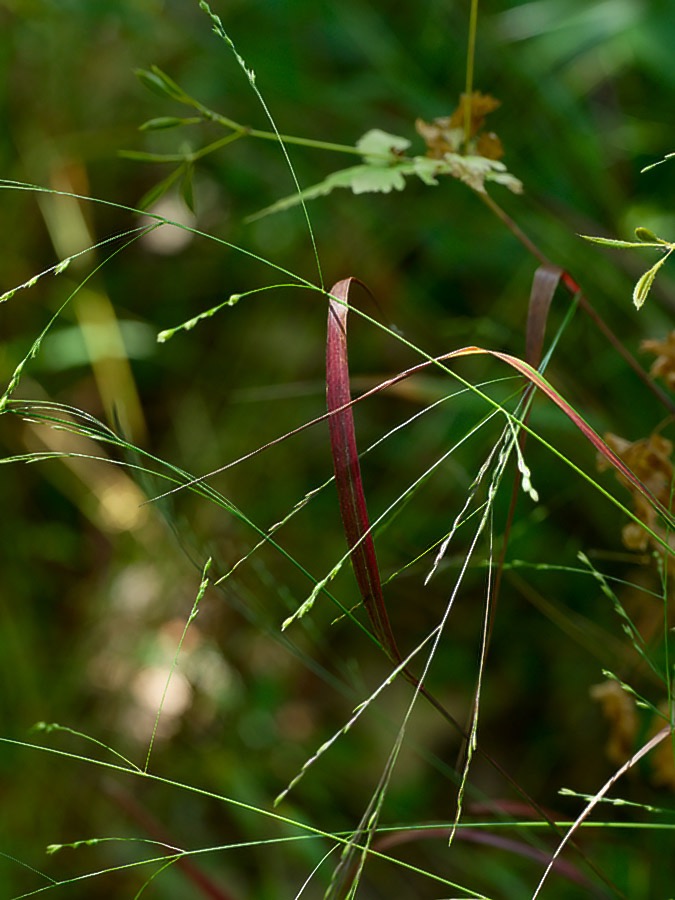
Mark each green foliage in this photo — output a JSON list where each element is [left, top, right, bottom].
[[246, 127, 522, 222], [582, 228, 675, 309], [125, 68, 524, 220]]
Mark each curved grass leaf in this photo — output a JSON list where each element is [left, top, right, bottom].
[[326, 278, 402, 664], [525, 264, 563, 370], [531, 725, 672, 898]]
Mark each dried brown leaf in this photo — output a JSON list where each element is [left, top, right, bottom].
[[649, 703, 675, 790], [416, 91, 504, 160], [642, 330, 675, 390], [448, 91, 502, 135], [590, 680, 638, 765], [599, 432, 675, 551]]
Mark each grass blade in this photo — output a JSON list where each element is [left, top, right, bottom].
[[525, 264, 563, 370], [326, 278, 401, 662], [531, 725, 671, 898]]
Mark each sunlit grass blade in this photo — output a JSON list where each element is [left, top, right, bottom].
[[0, 736, 484, 897], [531, 725, 672, 898], [0, 225, 149, 305], [144, 559, 212, 773], [3, 399, 365, 637], [0, 227, 157, 414], [197, 0, 323, 287], [0, 179, 315, 287]]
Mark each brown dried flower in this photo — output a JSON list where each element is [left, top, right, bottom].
[[599, 432, 674, 550], [416, 91, 504, 160], [642, 331, 675, 390]]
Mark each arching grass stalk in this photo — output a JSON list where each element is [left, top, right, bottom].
[[0, 736, 487, 899], [197, 0, 323, 289], [0, 224, 162, 414]]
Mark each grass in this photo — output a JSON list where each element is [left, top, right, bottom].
[[2, 0, 675, 897]]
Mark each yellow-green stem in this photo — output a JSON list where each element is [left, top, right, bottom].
[[464, 0, 480, 150]]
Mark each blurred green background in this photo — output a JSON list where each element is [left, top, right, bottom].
[[2, 0, 675, 897]]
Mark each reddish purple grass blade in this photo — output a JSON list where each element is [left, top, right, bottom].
[[489, 349, 672, 522], [374, 827, 597, 893], [526, 264, 562, 370], [380, 343, 671, 529], [327, 278, 402, 662]]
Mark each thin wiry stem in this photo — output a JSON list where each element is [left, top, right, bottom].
[[463, 0, 480, 149]]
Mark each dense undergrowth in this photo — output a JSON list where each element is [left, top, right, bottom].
[[2, 1, 675, 897]]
